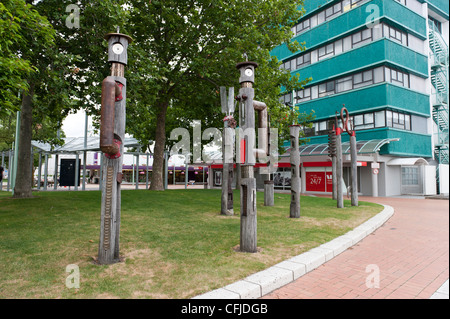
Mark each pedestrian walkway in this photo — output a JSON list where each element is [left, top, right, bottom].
[[262, 196, 449, 299]]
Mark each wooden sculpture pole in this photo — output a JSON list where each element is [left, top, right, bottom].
[[341, 107, 359, 207], [328, 127, 337, 200], [98, 31, 132, 265], [290, 125, 301, 218], [220, 87, 235, 216], [335, 112, 344, 209], [236, 61, 258, 253]]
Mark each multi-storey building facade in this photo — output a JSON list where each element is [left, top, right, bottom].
[[273, 0, 449, 196]]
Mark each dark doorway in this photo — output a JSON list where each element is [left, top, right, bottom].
[[60, 159, 81, 187]]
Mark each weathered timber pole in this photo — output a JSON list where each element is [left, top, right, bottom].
[[349, 133, 358, 206], [220, 87, 235, 216], [335, 113, 344, 209], [341, 107, 359, 207], [97, 31, 132, 265], [236, 61, 258, 253], [290, 125, 301, 218], [328, 128, 337, 200], [253, 100, 274, 207]]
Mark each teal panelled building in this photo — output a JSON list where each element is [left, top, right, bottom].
[[272, 0, 449, 196]]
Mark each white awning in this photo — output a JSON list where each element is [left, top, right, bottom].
[[31, 137, 142, 154], [387, 158, 429, 166]]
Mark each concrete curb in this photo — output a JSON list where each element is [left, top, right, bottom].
[[430, 279, 449, 299], [193, 204, 394, 299]]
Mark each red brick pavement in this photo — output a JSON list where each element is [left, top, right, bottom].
[[262, 197, 449, 299]]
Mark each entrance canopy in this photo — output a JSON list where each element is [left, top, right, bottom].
[[199, 138, 400, 161], [387, 158, 429, 166], [31, 137, 142, 154], [283, 138, 400, 157]]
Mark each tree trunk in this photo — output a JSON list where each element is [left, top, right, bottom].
[[150, 101, 169, 191], [13, 83, 35, 198]]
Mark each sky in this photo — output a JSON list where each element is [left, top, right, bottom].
[[62, 110, 91, 138]]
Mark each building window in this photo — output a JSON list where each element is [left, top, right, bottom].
[[385, 110, 411, 130], [286, 22, 413, 73], [383, 24, 408, 46], [307, 109, 413, 137], [402, 166, 419, 186], [395, 0, 407, 6], [390, 68, 409, 88], [291, 0, 370, 37], [352, 28, 372, 48], [296, 52, 311, 69], [297, 87, 311, 102], [429, 16, 442, 34], [279, 92, 292, 105], [325, 3, 342, 20], [318, 81, 335, 97], [295, 18, 310, 35], [336, 76, 353, 93], [318, 43, 335, 60]]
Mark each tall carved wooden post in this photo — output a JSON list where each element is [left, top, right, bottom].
[[335, 113, 344, 209], [98, 31, 132, 265], [328, 127, 337, 200], [341, 107, 359, 207], [236, 61, 258, 253], [220, 87, 235, 216], [290, 125, 301, 218]]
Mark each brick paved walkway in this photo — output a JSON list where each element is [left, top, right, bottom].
[[262, 197, 449, 299]]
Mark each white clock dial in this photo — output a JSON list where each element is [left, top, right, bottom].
[[112, 43, 124, 55], [244, 68, 253, 77]]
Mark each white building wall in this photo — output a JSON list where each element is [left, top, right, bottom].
[[423, 165, 437, 195], [439, 164, 449, 194]]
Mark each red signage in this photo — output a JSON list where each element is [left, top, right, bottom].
[[306, 172, 326, 192], [326, 172, 333, 193]]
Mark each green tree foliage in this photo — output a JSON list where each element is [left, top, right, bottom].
[[0, 0, 53, 117], [7, 0, 127, 197], [125, 0, 313, 190], [2, 0, 315, 196]]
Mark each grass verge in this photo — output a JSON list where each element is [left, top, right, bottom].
[[0, 189, 382, 299]]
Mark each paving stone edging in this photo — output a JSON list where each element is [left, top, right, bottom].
[[193, 204, 394, 299]]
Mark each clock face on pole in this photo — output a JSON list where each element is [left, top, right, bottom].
[[244, 68, 253, 77], [112, 43, 124, 55]]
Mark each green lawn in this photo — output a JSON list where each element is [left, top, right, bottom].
[[0, 189, 382, 299]]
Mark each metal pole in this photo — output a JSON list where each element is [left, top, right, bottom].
[[53, 154, 59, 190], [11, 111, 20, 194], [1, 151, 4, 191], [10, 145, 14, 192], [75, 153, 80, 191], [43, 153, 48, 191], [37, 152, 42, 190], [136, 149, 140, 190], [185, 163, 188, 189], [146, 153, 149, 189]]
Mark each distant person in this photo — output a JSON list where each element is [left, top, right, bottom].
[[0, 166, 4, 182]]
